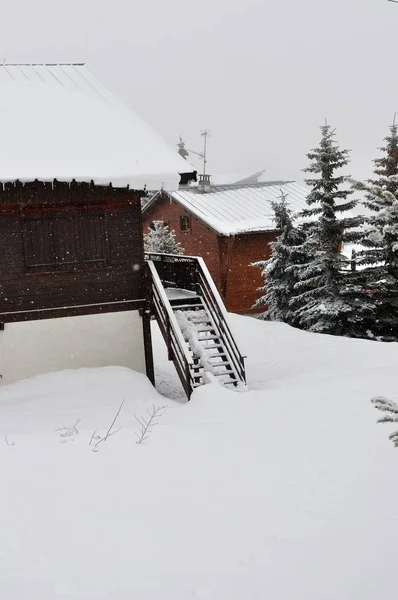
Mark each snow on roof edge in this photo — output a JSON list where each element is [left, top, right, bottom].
[[144, 181, 309, 236], [0, 63, 194, 192], [0, 172, 181, 192]]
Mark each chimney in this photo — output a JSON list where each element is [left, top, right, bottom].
[[198, 173, 211, 192]]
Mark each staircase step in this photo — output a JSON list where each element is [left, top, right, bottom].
[[213, 371, 236, 377], [192, 377, 239, 389], [185, 319, 212, 326], [172, 303, 204, 310], [190, 363, 234, 374], [200, 343, 225, 349], [210, 361, 232, 368], [192, 382, 204, 388], [169, 294, 201, 301], [197, 334, 220, 341]]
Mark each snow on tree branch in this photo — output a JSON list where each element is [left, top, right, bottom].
[[371, 396, 398, 447], [144, 220, 184, 255]]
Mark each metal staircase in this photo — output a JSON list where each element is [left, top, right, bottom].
[[146, 253, 246, 400]]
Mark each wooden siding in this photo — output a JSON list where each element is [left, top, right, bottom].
[[0, 181, 145, 322]]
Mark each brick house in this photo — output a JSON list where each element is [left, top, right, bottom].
[[143, 180, 309, 314]]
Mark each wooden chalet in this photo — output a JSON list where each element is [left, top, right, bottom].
[[0, 64, 246, 399], [143, 179, 309, 314], [0, 63, 190, 387]]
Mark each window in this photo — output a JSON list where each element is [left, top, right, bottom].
[[22, 209, 110, 274], [180, 215, 191, 232]]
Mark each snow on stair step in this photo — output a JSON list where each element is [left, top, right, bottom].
[[210, 360, 232, 367], [172, 303, 204, 310], [172, 295, 241, 391]]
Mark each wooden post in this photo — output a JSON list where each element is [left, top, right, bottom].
[[185, 362, 192, 400], [142, 263, 155, 386], [165, 313, 173, 361], [142, 305, 155, 386]]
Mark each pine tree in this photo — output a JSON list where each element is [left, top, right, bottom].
[[252, 193, 305, 324], [371, 396, 398, 448], [291, 123, 371, 336], [355, 120, 398, 340], [144, 221, 184, 255]]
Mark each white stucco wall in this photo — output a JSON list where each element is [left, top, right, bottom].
[[0, 311, 146, 386]]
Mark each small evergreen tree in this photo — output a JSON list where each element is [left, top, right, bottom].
[[291, 123, 371, 336], [252, 193, 305, 324], [371, 396, 398, 448], [144, 221, 184, 255], [355, 120, 398, 340]]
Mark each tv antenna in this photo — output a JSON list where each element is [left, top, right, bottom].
[[200, 129, 211, 178], [178, 130, 211, 177]]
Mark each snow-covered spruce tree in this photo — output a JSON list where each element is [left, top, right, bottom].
[[354, 120, 398, 340], [144, 221, 184, 255], [252, 193, 306, 324], [291, 123, 372, 337], [371, 396, 398, 448]]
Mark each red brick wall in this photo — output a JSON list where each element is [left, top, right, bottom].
[[143, 196, 221, 288], [226, 232, 274, 314], [143, 196, 275, 314]]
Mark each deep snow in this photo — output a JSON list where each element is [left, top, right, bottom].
[[1, 315, 398, 599]]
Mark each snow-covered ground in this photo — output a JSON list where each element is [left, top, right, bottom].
[[1, 315, 397, 599]]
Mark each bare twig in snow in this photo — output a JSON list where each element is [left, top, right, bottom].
[[4, 435, 15, 446], [56, 418, 81, 442], [88, 429, 98, 446], [103, 400, 125, 441], [93, 400, 125, 449], [134, 405, 167, 444]]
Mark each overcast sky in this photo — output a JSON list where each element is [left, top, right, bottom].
[[2, 0, 397, 182]]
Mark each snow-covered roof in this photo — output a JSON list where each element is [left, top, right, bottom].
[[145, 181, 310, 236], [211, 170, 268, 186], [0, 63, 194, 191]]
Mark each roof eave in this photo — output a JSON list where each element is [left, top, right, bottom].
[[143, 192, 279, 237]]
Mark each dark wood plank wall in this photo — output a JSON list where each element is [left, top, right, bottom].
[[0, 181, 146, 322]]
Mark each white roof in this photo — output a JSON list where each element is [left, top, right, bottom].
[[0, 63, 194, 190], [147, 181, 309, 236], [211, 170, 267, 185]]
